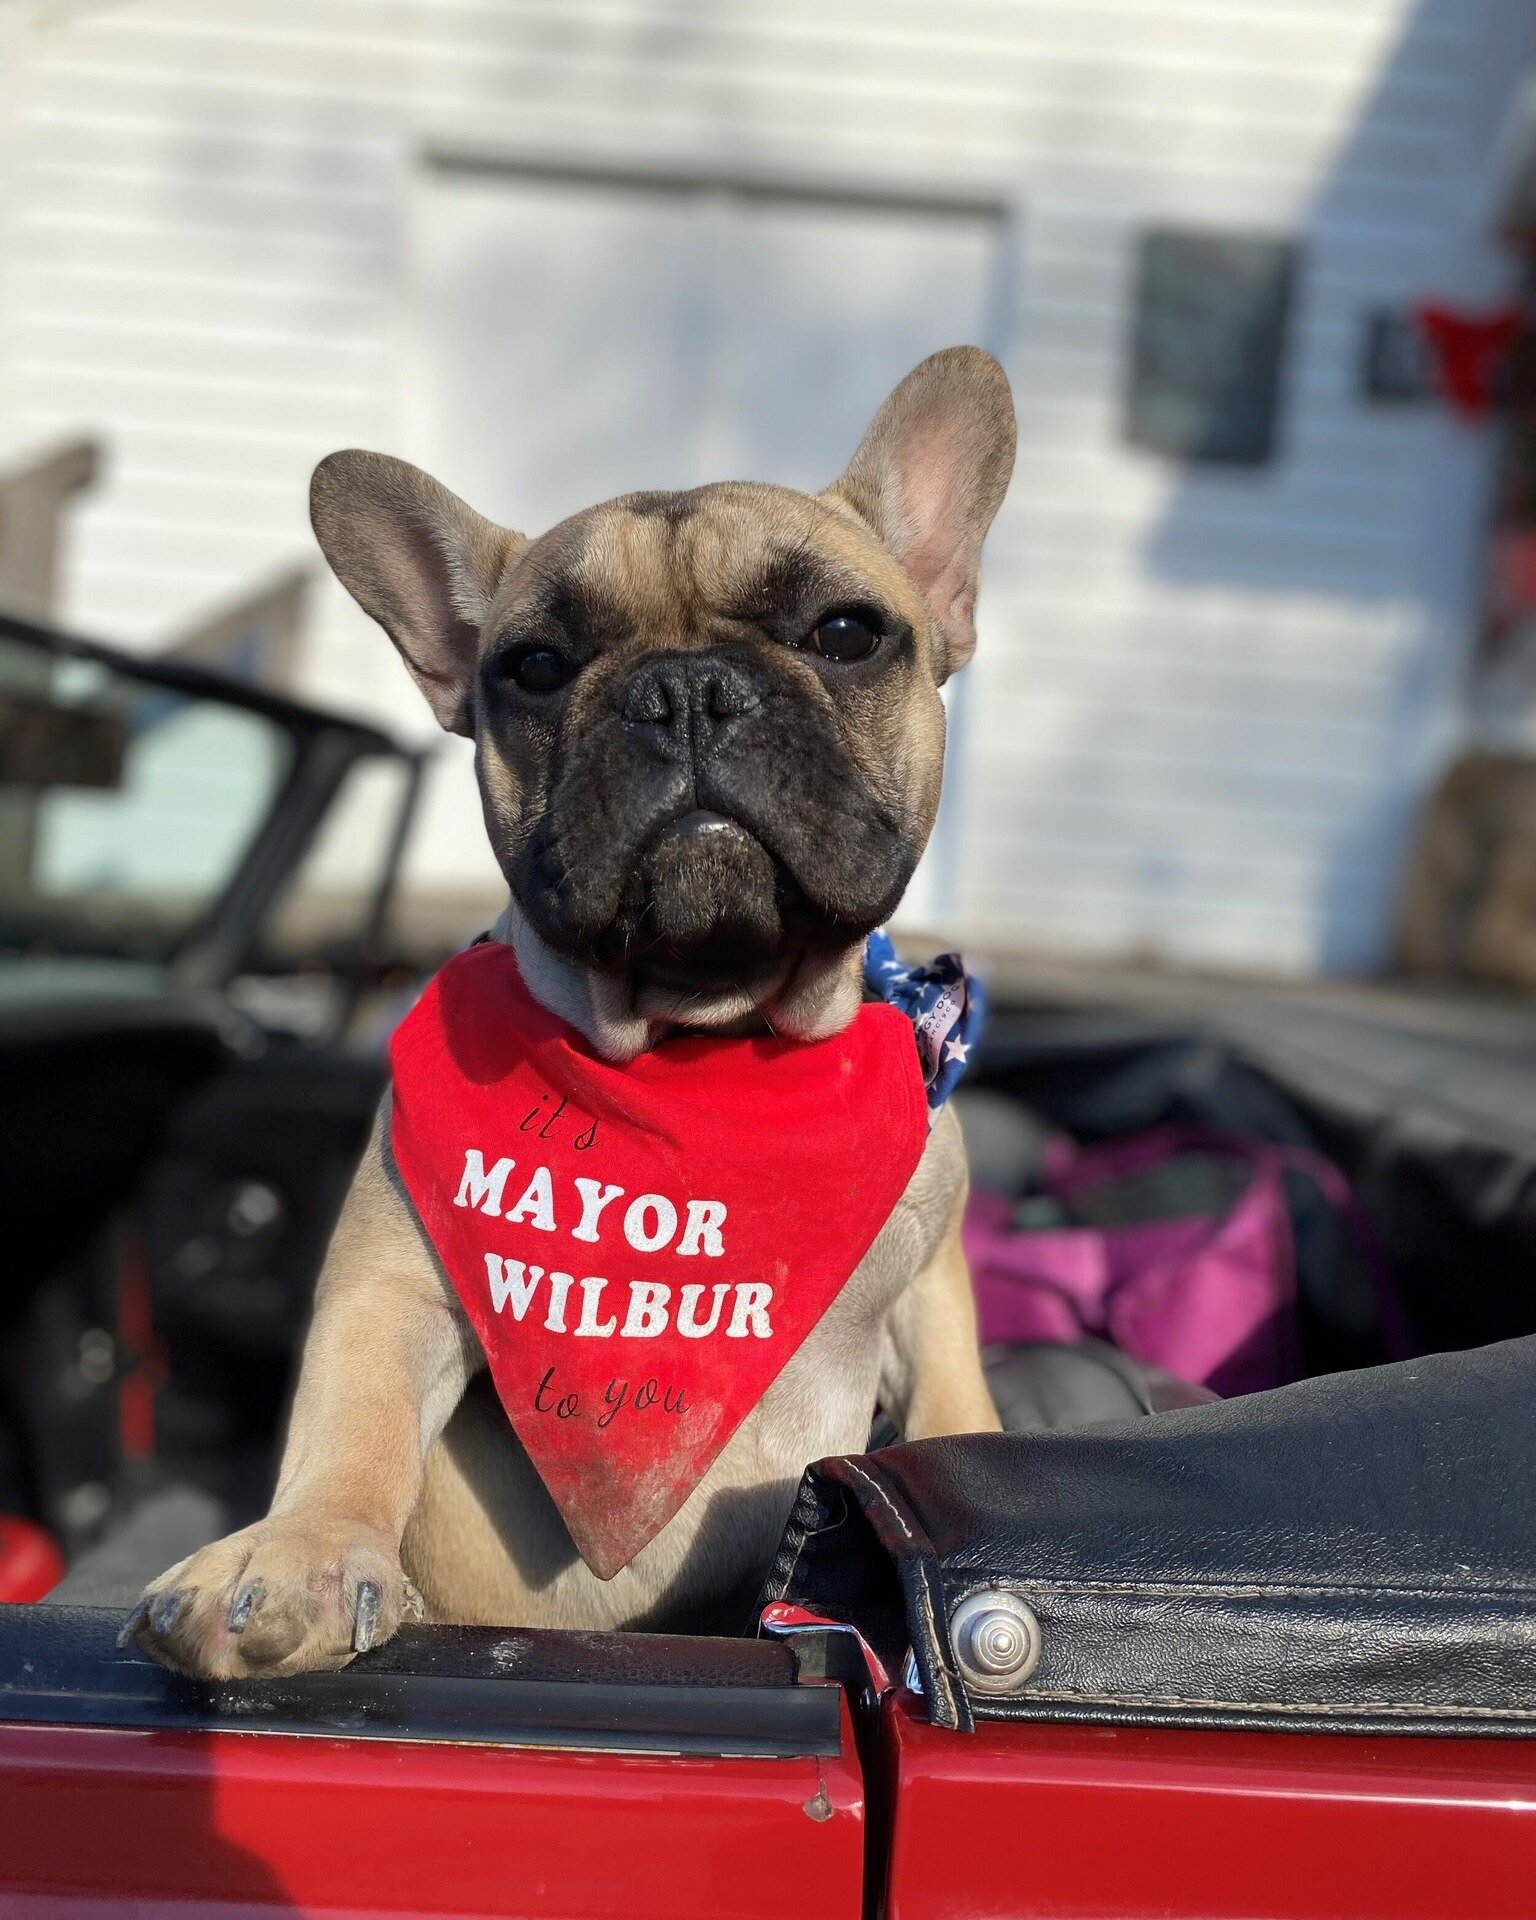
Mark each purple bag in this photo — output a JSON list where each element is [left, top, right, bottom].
[[964, 1127, 1394, 1399]]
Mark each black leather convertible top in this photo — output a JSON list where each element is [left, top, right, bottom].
[[764, 1336, 1536, 1737]]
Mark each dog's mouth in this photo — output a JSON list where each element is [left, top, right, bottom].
[[615, 804, 798, 986], [653, 807, 748, 849], [519, 790, 906, 984]]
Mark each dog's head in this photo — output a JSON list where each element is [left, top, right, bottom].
[[312, 348, 1014, 1054]]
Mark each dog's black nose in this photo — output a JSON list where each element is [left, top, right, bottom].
[[621, 653, 760, 755]]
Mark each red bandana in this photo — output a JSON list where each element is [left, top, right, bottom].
[[389, 942, 929, 1577]]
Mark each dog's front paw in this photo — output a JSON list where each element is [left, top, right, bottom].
[[121, 1513, 422, 1679]]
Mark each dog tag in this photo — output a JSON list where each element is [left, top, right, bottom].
[[389, 941, 930, 1578]]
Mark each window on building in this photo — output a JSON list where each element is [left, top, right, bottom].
[[1125, 229, 1299, 466]]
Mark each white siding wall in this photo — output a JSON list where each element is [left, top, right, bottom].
[[5, 0, 1534, 967]]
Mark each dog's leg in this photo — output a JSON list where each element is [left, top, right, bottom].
[[126, 1113, 478, 1678], [880, 1184, 1002, 1441]]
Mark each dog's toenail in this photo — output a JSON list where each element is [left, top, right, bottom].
[[353, 1580, 381, 1653], [116, 1600, 148, 1650], [151, 1590, 188, 1638], [228, 1581, 263, 1633]]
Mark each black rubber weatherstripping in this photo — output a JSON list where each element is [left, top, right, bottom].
[[0, 1606, 841, 1758], [764, 1336, 1536, 1737]]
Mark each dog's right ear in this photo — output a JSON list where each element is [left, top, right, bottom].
[[310, 451, 525, 736]]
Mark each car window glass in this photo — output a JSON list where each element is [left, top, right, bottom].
[[0, 637, 293, 959]]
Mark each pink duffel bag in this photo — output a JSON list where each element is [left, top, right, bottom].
[[965, 1126, 1401, 1399]]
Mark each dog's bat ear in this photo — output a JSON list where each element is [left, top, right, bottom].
[[310, 451, 525, 736], [825, 347, 1015, 680]]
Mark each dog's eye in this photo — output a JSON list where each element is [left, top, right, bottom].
[[809, 612, 881, 663], [503, 645, 573, 695]]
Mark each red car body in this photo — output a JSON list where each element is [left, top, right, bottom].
[[880, 1695, 1536, 1920], [2, 1642, 1532, 1919]]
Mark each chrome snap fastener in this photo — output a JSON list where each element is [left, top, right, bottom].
[[950, 1590, 1041, 1693]]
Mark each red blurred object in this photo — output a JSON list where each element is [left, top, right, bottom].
[[1486, 526, 1536, 638], [0, 1518, 64, 1603], [115, 1218, 166, 1461], [0, 1700, 865, 1918], [1415, 301, 1525, 419], [877, 1689, 1536, 1920]]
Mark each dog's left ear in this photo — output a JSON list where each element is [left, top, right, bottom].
[[825, 346, 1015, 680]]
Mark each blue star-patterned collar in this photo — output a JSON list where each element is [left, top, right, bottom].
[[864, 930, 985, 1125]]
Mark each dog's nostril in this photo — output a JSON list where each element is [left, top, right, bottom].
[[703, 669, 759, 721], [622, 671, 676, 727]]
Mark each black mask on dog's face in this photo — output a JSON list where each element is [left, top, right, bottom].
[[310, 349, 1015, 1016]]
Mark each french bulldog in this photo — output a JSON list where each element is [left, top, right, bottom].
[[127, 346, 1015, 1677]]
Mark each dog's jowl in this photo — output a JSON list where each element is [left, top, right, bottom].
[[128, 347, 1016, 1677]]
